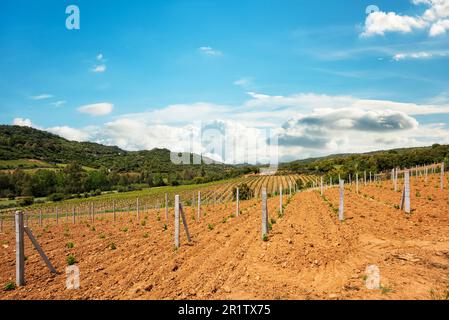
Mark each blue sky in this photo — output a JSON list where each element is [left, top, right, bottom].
[[1, 0, 449, 163]]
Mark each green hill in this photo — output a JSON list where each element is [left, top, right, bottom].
[[279, 144, 449, 179], [0, 125, 256, 202]]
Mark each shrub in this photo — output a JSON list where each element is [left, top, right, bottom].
[[109, 242, 116, 250], [232, 183, 254, 201], [296, 179, 304, 190], [18, 197, 34, 207], [48, 193, 65, 202], [67, 254, 77, 266]]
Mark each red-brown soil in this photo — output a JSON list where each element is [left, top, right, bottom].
[[1, 173, 448, 300]]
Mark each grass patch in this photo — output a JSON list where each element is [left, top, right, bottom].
[[66, 242, 74, 249], [3, 281, 16, 291]]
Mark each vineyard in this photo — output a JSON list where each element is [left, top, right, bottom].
[[0, 174, 316, 228], [0, 168, 448, 300]]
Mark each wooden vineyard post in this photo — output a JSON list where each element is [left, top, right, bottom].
[[349, 174, 352, 185], [55, 207, 58, 225], [339, 180, 345, 222], [320, 177, 324, 196], [175, 195, 180, 249], [236, 188, 240, 217], [197, 191, 201, 220], [24, 226, 57, 275], [15, 210, 58, 288], [179, 203, 192, 244], [113, 200, 116, 222], [0, 212, 3, 233], [364, 171, 367, 186], [261, 188, 269, 240], [136, 198, 140, 221], [279, 187, 283, 216], [15, 211, 25, 286], [39, 209, 42, 227], [369, 172, 372, 184], [391, 169, 395, 188], [441, 162, 445, 191], [394, 168, 398, 192], [91, 203, 95, 223], [425, 167, 428, 184], [400, 170, 411, 214], [165, 193, 169, 220], [72, 206, 76, 224], [356, 173, 359, 194]]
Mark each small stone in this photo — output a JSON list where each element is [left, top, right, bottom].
[[222, 286, 231, 293], [145, 284, 153, 292]]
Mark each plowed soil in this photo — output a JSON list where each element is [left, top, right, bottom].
[[1, 173, 448, 300]]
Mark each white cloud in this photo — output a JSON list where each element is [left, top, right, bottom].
[[429, 18, 449, 35], [12, 118, 33, 127], [30, 94, 53, 100], [77, 103, 113, 116], [198, 46, 223, 56], [393, 50, 449, 60], [17, 91, 449, 163], [244, 92, 449, 115], [47, 126, 92, 142], [362, 0, 449, 37], [51, 100, 67, 107], [91, 53, 107, 73], [362, 11, 427, 37], [234, 77, 254, 88], [92, 64, 107, 73]]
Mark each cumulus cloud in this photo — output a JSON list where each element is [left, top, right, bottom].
[[46, 126, 92, 142], [12, 118, 33, 127], [362, 0, 449, 37], [277, 109, 418, 149], [77, 103, 113, 116], [362, 11, 427, 37], [14, 91, 449, 163], [198, 46, 223, 56]]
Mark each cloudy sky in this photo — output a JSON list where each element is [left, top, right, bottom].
[[1, 0, 449, 163]]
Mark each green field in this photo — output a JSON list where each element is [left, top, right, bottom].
[[0, 159, 55, 170]]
